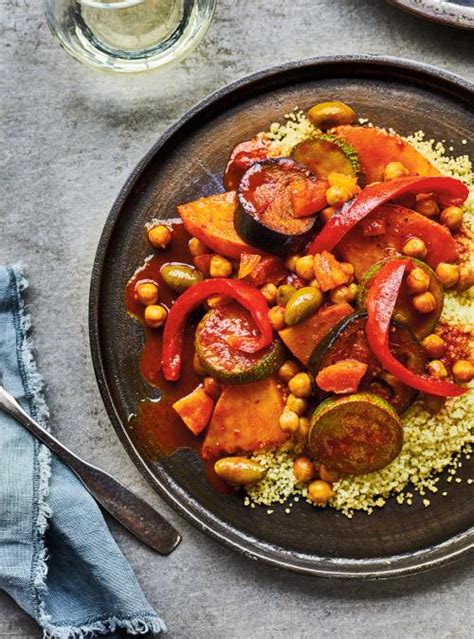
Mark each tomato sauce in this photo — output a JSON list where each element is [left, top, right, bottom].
[[437, 322, 471, 368], [125, 222, 232, 493]]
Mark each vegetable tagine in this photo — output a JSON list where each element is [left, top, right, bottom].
[[126, 100, 474, 517]]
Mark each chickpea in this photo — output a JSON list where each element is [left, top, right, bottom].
[[412, 291, 436, 314], [193, 352, 206, 376], [422, 393, 446, 415], [415, 194, 439, 218], [307, 101, 357, 130], [144, 304, 167, 328], [307, 480, 334, 504], [327, 172, 358, 197], [321, 206, 337, 223], [427, 359, 448, 379], [457, 266, 474, 292], [326, 185, 352, 208], [293, 457, 316, 483], [383, 161, 409, 181], [268, 306, 286, 331], [452, 360, 474, 383], [285, 255, 300, 272], [278, 359, 301, 383], [439, 206, 464, 230], [422, 334, 446, 359], [203, 377, 221, 399], [135, 281, 159, 306], [297, 416, 310, 443], [406, 268, 430, 295], [288, 372, 312, 398], [286, 393, 308, 416], [207, 294, 229, 308], [260, 283, 278, 305], [318, 464, 340, 483], [279, 409, 300, 433], [329, 283, 358, 304], [340, 262, 355, 279], [148, 224, 172, 249], [295, 255, 315, 281], [188, 237, 208, 256], [210, 255, 233, 278], [435, 263, 459, 289], [402, 237, 427, 259]]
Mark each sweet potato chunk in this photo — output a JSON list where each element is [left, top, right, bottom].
[[279, 303, 353, 365], [338, 204, 459, 280], [315, 359, 368, 394], [178, 191, 262, 259], [173, 387, 214, 436], [201, 378, 287, 459], [333, 126, 440, 184], [312, 251, 352, 291]]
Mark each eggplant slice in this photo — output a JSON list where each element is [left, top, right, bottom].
[[235, 158, 321, 256]]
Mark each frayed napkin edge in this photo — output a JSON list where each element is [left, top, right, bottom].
[[10, 266, 53, 626], [10, 266, 166, 638]]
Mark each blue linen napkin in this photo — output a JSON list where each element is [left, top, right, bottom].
[[0, 266, 166, 638]]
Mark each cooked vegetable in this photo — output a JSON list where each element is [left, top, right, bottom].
[[440, 205, 464, 230], [235, 158, 322, 255], [276, 284, 296, 306], [293, 456, 316, 483], [214, 457, 266, 486], [288, 372, 313, 398], [312, 251, 353, 291], [307, 479, 334, 504], [307, 101, 357, 129], [223, 138, 269, 191], [309, 311, 427, 413], [201, 378, 287, 459], [160, 263, 203, 293], [268, 305, 286, 331], [209, 254, 233, 278], [240, 255, 287, 287], [308, 393, 403, 475], [415, 194, 439, 218], [135, 280, 159, 305], [333, 125, 441, 183], [279, 409, 300, 433], [365, 258, 467, 397], [178, 191, 263, 259], [188, 237, 208, 257], [307, 176, 468, 256], [279, 302, 353, 365], [172, 386, 214, 436], [315, 359, 368, 394], [148, 224, 172, 249], [291, 134, 360, 179], [144, 304, 167, 328], [337, 204, 460, 280], [195, 303, 284, 383], [452, 360, 474, 383], [357, 257, 443, 339], [284, 286, 324, 326], [162, 279, 273, 381], [290, 178, 329, 217]]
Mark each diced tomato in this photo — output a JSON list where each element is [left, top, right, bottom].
[[312, 251, 352, 291], [242, 256, 287, 287], [290, 178, 329, 217]]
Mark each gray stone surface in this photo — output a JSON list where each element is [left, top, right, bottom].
[[1, 0, 473, 636]]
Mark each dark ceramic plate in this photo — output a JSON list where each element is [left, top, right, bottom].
[[387, 0, 474, 29], [90, 56, 474, 578]]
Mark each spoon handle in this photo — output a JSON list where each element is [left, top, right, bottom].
[[0, 386, 180, 555]]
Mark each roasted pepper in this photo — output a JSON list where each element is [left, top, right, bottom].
[[307, 175, 468, 254], [365, 258, 467, 397]]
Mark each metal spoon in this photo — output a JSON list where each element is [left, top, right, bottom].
[[0, 385, 180, 555]]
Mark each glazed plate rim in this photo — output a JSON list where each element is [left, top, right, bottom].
[[89, 55, 474, 579]]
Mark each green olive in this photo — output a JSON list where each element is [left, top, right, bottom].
[[160, 263, 203, 293], [284, 287, 324, 326], [276, 284, 296, 307], [307, 101, 357, 130], [214, 457, 266, 486]]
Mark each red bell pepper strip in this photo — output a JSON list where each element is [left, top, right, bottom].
[[307, 176, 469, 254], [365, 258, 467, 397], [162, 278, 273, 381]]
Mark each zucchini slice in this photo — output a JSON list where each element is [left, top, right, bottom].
[[357, 257, 443, 339], [235, 158, 321, 256], [308, 393, 403, 475], [195, 302, 284, 384], [309, 311, 427, 414], [291, 134, 360, 179]]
